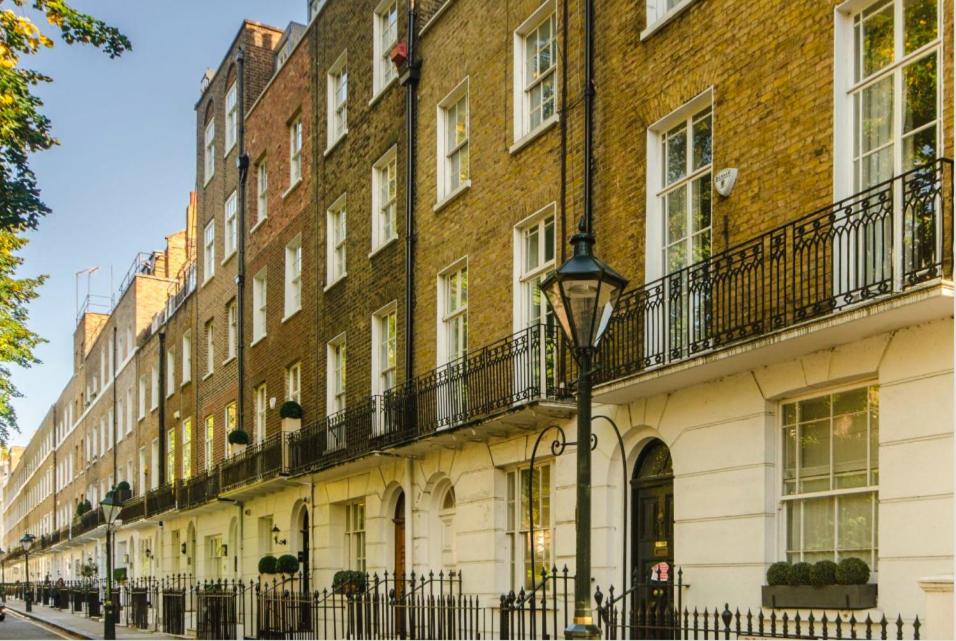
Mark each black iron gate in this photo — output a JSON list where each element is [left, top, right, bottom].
[[197, 583, 239, 640], [162, 588, 186, 635]]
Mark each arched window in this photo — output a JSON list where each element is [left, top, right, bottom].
[[635, 440, 672, 483]]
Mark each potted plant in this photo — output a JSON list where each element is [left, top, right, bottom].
[[113, 567, 128, 583], [115, 480, 132, 502], [279, 401, 303, 420], [762, 558, 876, 609], [228, 429, 250, 451], [333, 570, 366, 595], [75, 500, 92, 519], [277, 554, 299, 576], [258, 555, 278, 575]]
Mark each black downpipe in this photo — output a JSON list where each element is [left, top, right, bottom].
[[558, 0, 569, 386], [236, 48, 249, 436], [158, 330, 167, 487], [403, 3, 420, 385], [583, 0, 594, 234]]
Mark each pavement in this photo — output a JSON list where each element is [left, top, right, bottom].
[[2, 598, 180, 640]]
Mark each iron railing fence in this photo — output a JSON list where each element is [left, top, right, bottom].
[[116, 251, 159, 301], [499, 565, 574, 641], [196, 579, 243, 640], [221, 433, 285, 491], [72, 507, 105, 537], [251, 569, 488, 640], [119, 494, 146, 523], [596, 159, 953, 385]]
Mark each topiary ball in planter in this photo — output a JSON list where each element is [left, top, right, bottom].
[[789, 562, 812, 586], [766, 561, 791, 586], [333, 570, 367, 594], [279, 401, 303, 420], [810, 560, 837, 587], [258, 555, 278, 575], [277, 554, 299, 575], [836, 557, 870, 585], [228, 429, 250, 446]]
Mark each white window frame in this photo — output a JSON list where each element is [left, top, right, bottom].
[[138, 375, 147, 420], [166, 350, 176, 397], [203, 220, 216, 283], [507, 463, 553, 590], [437, 259, 468, 366], [205, 320, 214, 377], [255, 384, 267, 444], [252, 269, 268, 344], [371, 302, 398, 396], [513, 4, 558, 142], [181, 417, 192, 481], [289, 116, 303, 186], [436, 79, 470, 202], [373, 0, 399, 97], [255, 158, 268, 227], [224, 401, 237, 457], [204, 120, 216, 185], [779, 384, 880, 572], [150, 365, 159, 411], [225, 82, 238, 154], [224, 191, 238, 260], [644, 88, 713, 283], [371, 146, 398, 251], [286, 362, 302, 403], [513, 204, 557, 332], [344, 500, 366, 572], [327, 333, 347, 415], [204, 415, 215, 472], [326, 194, 348, 287], [284, 235, 303, 319], [226, 300, 238, 361], [327, 51, 349, 149], [181, 330, 192, 385]]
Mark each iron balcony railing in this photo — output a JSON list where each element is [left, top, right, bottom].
[[116, 251, 159, 300], [177, 468, 221, 510], [144, 483, 177, 518], [220, 433, 285, 492], [72, 507, 105, 537], [596, 159, 953, 384], [119, 494, 146, 523], [289, 323, 569, 475]]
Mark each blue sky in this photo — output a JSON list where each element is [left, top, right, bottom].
[[10, 1, 304, 446]]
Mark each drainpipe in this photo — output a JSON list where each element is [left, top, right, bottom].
[[583, 0, 595, 235], [402, 0, 420, 385], [236, 47, 249, 439], [558, 0, 570, 386], [158, 331, 167, 487]]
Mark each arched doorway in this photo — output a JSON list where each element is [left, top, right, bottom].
[[299, 507, 310, 592], [631, 439, 674, 637]]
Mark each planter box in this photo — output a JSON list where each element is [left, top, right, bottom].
[[762, 584, 877, 610]]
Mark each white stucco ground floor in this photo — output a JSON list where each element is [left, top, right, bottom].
[[18, 316, 953, 636]]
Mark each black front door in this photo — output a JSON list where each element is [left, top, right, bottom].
[[631, 440, 675, 639]]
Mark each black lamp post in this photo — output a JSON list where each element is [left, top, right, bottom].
[[101, 489, 124, 640], [541, 225, 627, 640], [20, 533, 35, 613]]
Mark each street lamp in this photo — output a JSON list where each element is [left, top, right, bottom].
[[101, 489, 124, 640], [20, 533, 35, 613], [541, 225, 627, 640]]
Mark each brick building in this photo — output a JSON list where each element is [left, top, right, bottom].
[[2, 0, 952, 637]]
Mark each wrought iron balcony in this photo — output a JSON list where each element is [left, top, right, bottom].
[[72, 507, 105, 537], [220, 433, 285, 493], [144, 483, 177, 518], [596, 159, 953, 385], [177, 469, 222, 509], [119, 494, 146, 523], [289, 323, 569, 475]]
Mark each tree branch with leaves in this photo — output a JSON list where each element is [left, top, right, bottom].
[[0, 0, 129, 443]]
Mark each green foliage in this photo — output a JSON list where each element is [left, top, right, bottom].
[[115, 481, 130, 491], [113, 567, 127, 583], [258, 555, 277, 575], [789, 562, 812, 586], [228, 429, 250, 445], [74, 499, 91, 517], [766, 562, 791, 586], [835, 557, 870, 585], [809, 560, 838, 587], [333, 570, 366, 594], [79, 561, 97, 578], [276, 554, 299, 575], [0, 2, 129, 444], [279, 400, 303, 420]]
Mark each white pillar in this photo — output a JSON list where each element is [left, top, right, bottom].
[[918, 575, 953, 641]]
